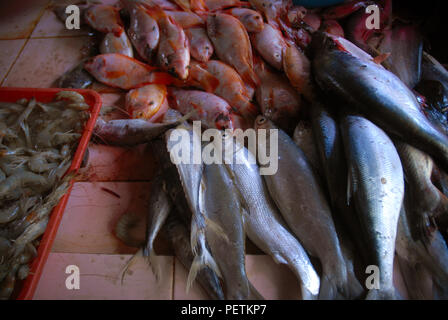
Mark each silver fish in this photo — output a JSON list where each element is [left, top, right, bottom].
[[340, 114, 404, 300], [256, 116, 363, 300], [312, 32, 448, 172], [201, 162, 249, 299], [223, 134, 320, 300]]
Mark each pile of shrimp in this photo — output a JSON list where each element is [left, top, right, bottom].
[[0, 91, 90, 299]]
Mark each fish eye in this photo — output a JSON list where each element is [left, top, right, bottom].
[[257, 117, 266, 125]]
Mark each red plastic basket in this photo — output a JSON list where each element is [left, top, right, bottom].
[[0, 87, 102, 300]]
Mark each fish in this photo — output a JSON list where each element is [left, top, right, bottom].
[[204, 0, 247, 11], [322, 0, 370, 20], [394, 141, 448, 243], [292, 120, 322, 177], [58, 62, 94, 89], [312, 32, 448, 172], [93, 111, 192, 146], [143, 175, 173, 277], [251, 23, 286, 71], [421, 51, 448, 97], [207, 13, 259, 86], [248, 0, 288, 28], [340, 114, 404, 300], [188, 60, 258, 120], [395, 207, 448, 299], [226, 8, 264, 33], [85, 53, 174, 89], [100, 32, 134, 57], [255, 116, 363, 300], [166, 11, 204, 29], [254, 59, 301, 133], [310, 102, 366, 257], [149, 7, 190, 80], [162, 211, 225, 300], [415, 80, 448, 136], [201, 162, 249, 299], [223, 134, 320, 300], [84, 5, 124, 36], [125, 84, 169, 121], [375, 24, 423, 89], [168, 88, 233, 129], [321, 20, 344, 38], [185, 27, 214, 62], [282, 43, 315, 102], [124, 0, 160, 62], [165, 120, 221, 291]]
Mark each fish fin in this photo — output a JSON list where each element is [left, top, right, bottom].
[[120, 248, 143, 285], [115, 212, 145, 248], [203, 216, 230, 243], [148, 72, 177, 85], [272, 253, 288, 265], [190, 0, 208, 12], [241, 68, 259, 88], [373, 52, 391, 65], [186, 236, 222, 292], [146, 248, 164, 282], [143, 4, 167, 21]]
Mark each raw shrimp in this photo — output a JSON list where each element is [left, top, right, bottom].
[[0, 203, 20, 224], [28, 151, 60, 173], [0, 171, 47, 199]]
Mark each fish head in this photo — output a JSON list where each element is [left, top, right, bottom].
[[254, 115, 274, 130]]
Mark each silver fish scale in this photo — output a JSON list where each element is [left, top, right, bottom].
[[344, 115, 404, 290], [227, 141, 320, 298]]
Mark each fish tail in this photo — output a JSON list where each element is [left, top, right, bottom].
[[186, 235, 221, 292], [120, 248, 143, 285], [365, 288, 398, 300], [318, 274, 346, 300], [145, 248, 164, 282], [241, 67, 259, 88]]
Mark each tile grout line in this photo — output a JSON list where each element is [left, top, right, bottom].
[[0, 1, 49, 86]]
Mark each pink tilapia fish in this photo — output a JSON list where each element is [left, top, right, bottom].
[[321, 20, 344, 38], [254, 58, 301, 133], [172, 0, 207, 12], [100, 32, 133, 57], [282, 43, 315, 102], [84, 5, 124, 36], [166, 11, 204, 28], [226, 8, 264, 33], [188, 60, 258, 120], [207, 13, 259, 87], [126, 84, 169, 122], [204, 0, 248, 11], [168, 88, 234, 129], [302, 12, 321, 31], [145, 6, 190, 80], [123, 0, 159, 62], [85, 53, 175, 90], [248, 0, 289, 27], [185, 28, 214, 62], [252, 23, 286, 70]]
